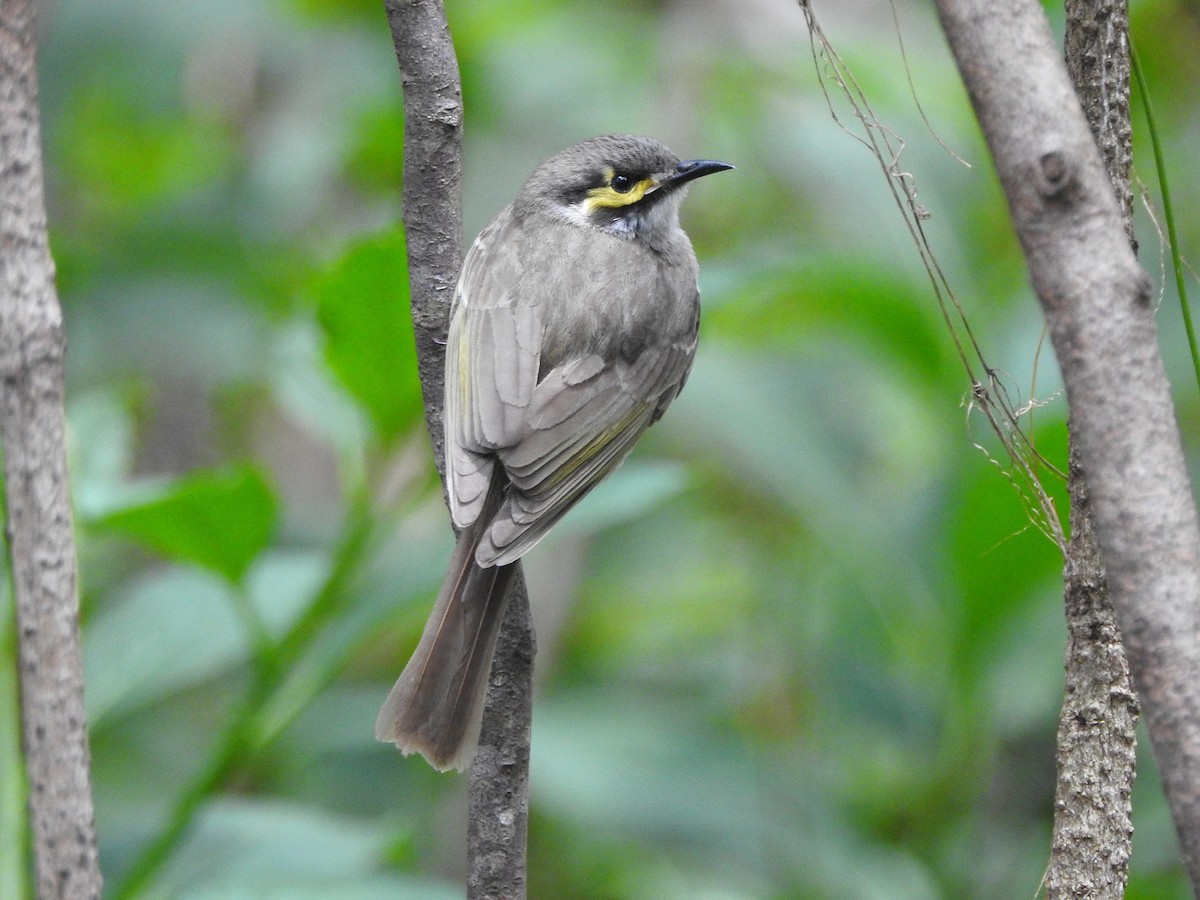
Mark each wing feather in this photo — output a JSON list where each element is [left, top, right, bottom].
[[476, 340, 695, 567], [445, 209, 543, 528]]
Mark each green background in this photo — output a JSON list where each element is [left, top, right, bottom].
[[3, 0, 1198, 896]]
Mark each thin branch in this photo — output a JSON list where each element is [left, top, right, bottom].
[[934, 0, 1200, 890], [0, 1, 104, 897], [381, 3, 533, 897], [799, 1, 1068, 554]]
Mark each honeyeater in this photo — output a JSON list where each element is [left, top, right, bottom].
[[376, 134, 732, 771]]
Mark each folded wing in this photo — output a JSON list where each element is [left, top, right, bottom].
[[445, 207, 696, 567]]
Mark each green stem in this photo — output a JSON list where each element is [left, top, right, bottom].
[[109, 673, 272, 900], [230, 580, 277, 681], [1131, 42, 1200, 394], [110, 494, 378, 899], [274, 492, 376, 671]]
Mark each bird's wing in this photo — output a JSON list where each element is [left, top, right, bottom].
[[444, 210, 543, 529], [476, 336, 696, 567]]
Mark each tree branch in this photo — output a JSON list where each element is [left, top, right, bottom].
[[1049, 451, 1138, 898], [381, 3, 533, 896], [934, 0, 1200, 890], [0, 1, 103, 897], [1045, 2, 1139, 896]]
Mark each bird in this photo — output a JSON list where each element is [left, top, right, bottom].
[[376, 134, 732, 771]]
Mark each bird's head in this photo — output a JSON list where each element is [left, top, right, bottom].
[[518, 134, 732, 238]]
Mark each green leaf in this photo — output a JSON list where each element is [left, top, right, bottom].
[[84, 567, 248, 724], [92, 465, 277, 583], [311, 229, 421, 444], [158, 798, 461, 899]]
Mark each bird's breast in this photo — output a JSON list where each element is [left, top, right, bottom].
[[527, 219, 699, 371]]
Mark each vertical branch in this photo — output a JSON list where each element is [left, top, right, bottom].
[[1045, 2, 1139, 897], [464, 594, 534, 900], [1050, 455, 1138, 898], [0, 2, 103, 898], [381, 0, 462, 471], [934, 0, 1200, 890], [381, 3, 534, 897]]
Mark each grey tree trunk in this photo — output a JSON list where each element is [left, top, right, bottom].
[[1045, 1, 1139, 897], [934, 0, 1200, 891], [0, 1, 103, 897], [381, 2, 534, 897]]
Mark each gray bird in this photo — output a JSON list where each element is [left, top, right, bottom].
[[376, 134, 732, 771]]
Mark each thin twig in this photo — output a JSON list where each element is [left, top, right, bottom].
[[798, 0, 1067, 552]]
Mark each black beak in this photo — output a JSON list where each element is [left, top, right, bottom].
[[660, 158, 735, 191]]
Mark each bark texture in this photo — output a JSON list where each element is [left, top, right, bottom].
[[382, 2, 533, 896], [1064, 0, 1134, 229], [1049, 451, 1138, 898], [0, 1, 103, 897], [1045, 2, 1139, 897], [934, 0, 1200, 891]]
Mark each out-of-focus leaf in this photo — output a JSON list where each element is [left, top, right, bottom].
[[84, 568, 247, 725], [311, 229, 420, 445], [157, 798, 459, 899], [532, 693, 762, 848], [68, 388, 142, 536], [548, 460, 690, 540], [90, 465, 277, 584], [84, 550, 324, 727], [344, 104, 404, 193], [947, 416, 1067, 676], [702, 256, 954, 382], [254, 528, 448, 741], [284, 0, 381, 24], [245, 548, 330, 636], [269, 319, 371, 461], [67, 388, 137, 494], [532, 692, 942, 900], [57, 79, 232, 218]]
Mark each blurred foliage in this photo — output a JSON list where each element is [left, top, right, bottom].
[[310, 228, 420, 445], [91, 465, 278, 584], [0, 0, 1197, 897]]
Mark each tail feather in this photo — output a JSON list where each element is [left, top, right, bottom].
[[375, 477, 516, 772]]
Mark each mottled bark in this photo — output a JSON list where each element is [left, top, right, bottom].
[[0, 1, 103, 897], [1064, 0, 1134, 230], [934, 0, 1200, 891], [381, 2, 533, 897], [1049, 451, 1138, 898], [1045, 2, 1139, 897]]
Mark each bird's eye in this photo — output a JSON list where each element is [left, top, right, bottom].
[[610, 173, 634, 194]]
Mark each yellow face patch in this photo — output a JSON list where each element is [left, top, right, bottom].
[[583, 166, 655, 211]]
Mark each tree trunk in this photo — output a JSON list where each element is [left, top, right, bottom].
[[934, 0, 1200, 891], [0, 1, 103, 897]]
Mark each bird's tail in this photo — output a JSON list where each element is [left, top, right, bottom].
[[375, 475, 516, 771]]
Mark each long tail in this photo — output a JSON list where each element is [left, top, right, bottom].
[[375, 476, 516, 772]]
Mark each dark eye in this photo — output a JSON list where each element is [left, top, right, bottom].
[[610, 173, 634, 193]]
